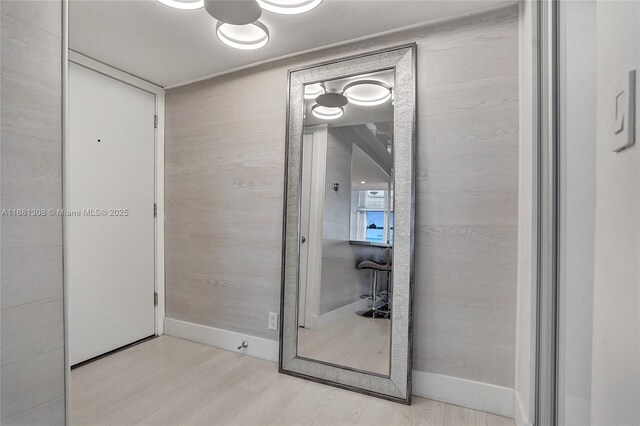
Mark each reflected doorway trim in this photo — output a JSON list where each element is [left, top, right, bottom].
[[298, 125, 328, 330]]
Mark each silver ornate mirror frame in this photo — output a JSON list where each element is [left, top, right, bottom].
[[279, 45, 416, 404]]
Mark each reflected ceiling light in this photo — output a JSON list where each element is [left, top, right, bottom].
[[315, 92, 348, 108], [216, 21, 269, 50], [157, 0, 204, 10], [343, 80, 393, 106], [257, 0, 323, 15], [311, 104, 344, 120], [205, 0, 262, 24], [360, 181, 366, 184], [304, 83, 326, 100]]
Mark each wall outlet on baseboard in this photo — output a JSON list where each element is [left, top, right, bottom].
[[269, 312, 278, 331]]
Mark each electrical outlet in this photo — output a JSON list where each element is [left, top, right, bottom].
[[269, 312, 278, 331]]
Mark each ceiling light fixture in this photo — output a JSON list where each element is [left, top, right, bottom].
[[304, 83, 326, 100], [157, 0, 204, 10], [311, 104, 344, 120], [315, 92, 348, 108], [216, 21, 270, 50], [162, 0, 325, 51], [257, 0, 323, 15], [343, 80, 393, 106], [205, 0, 262, 24]]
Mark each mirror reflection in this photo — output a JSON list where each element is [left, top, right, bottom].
[[297, 69, 394, 376]]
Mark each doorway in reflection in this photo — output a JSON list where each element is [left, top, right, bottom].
[[297, 69, 394, 376]]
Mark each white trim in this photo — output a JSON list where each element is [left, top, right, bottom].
[[412, 370, 515, 418], [164, 1, 518, 90], [514, 3, 538, 424], [164, 318, 279, 363], [69, 50, 163, 92], [154, 92, 166, 335], [66, 51, 166, 335], [318, 299, 370, 329], [514, 390, 533, 426], [306, 126, 327, 327], [299, 125, 327, 329]]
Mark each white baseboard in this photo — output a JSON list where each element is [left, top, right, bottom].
[[412, 370, 515, 418], [164, 318, 278, 362], [514, 390, 532, 426], [318, 299, 370, 329]]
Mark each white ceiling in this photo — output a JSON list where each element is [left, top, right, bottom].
[[69, 0, 512, 88], [351, 144, 390, 191]]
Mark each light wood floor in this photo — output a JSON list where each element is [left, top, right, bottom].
[[71, 336, 514, 426], [298, 315, 391, 375]]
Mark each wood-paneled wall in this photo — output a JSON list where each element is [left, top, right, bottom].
[[1, 1, 66, 424], [166, 6, 518, 387]]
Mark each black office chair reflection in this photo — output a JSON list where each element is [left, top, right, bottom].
[[356, 248, 392, 319]]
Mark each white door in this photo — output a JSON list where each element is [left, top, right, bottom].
[[68, 63, 156, 366]]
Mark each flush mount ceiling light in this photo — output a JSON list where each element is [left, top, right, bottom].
[[216, 21, 270, 50], [257, 0, 323, 15], [157, 0, 204, 10], [315, 92, 348, 108], [205, 0, 262, 24], [343, 80, 393, 106], [304, 83, 326, 100], [162, 0, 324, 51], [311, 104, 344, 120]]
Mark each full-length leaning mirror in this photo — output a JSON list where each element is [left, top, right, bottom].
[[280, 45, 416, 404]]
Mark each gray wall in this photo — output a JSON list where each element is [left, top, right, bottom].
[[590, 1, 640, 424], [165, 6, 519, 387], [320, 129, 369, 315], [1, 1, 66, 424]]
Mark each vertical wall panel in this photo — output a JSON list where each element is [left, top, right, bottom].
[[1, 1, 65, 424]]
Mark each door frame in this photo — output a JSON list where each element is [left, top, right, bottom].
[[62, 48, 165, 395], [298, 125, 328, 330], [534, 0, 560, 425]]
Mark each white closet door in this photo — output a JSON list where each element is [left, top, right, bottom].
[[68, 63, 156, 365]]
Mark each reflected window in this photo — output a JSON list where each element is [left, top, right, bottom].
[[351, 189, 394, 244], [365, 211, 384, 242]]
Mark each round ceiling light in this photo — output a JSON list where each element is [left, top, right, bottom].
[[216, 21, 270, 50], [204, 0, 262, 24], [304, 83, 325, 100], [315, 92, 348, 108], [311, 104, 344, 120], [157, 0, 204, 10], [257, 0, 323, 15], [343, 80, 393, 106]]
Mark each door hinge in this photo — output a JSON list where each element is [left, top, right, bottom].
[[154, 292, 158, 305], [154, 203, 157, 217], [154, 115, 158, 129]]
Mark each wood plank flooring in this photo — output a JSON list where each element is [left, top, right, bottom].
[[70, 336, 514, 426], [298, 315, 391, 375]]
